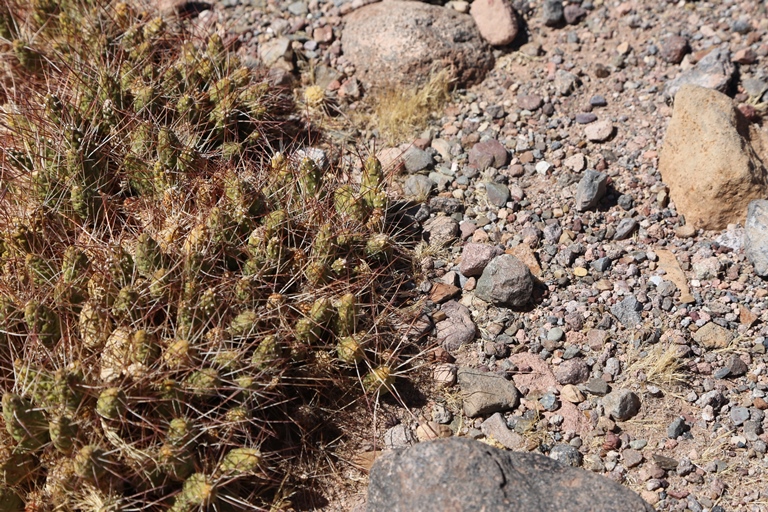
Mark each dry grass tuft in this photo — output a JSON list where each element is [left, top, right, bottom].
[[625, 342, 688, 392]]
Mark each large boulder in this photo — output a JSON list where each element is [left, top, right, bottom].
[[367, 438, 655, 512], [342, 0, 493, 89], [658, 84, 768, 230]]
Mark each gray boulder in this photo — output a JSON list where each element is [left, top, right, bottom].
[[367, 437, 655, 512], [745, 199, 768, 277], [475, 254, 533, 307], [342, 1, 493, 89]]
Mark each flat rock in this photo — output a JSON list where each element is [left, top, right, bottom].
[[659, 84, 768, 230], [555, 358, 590, 385], [458, 367, 519, 417], [423, 216, 459, 247], [745, 200, 768, 277], [517, 94, 543, 111], [574, 169, 608, 211], [402, 146, 433, 173], [475, 254, 534, 307], [367, 438, 655, 512], [470, 0, 519, 46], [403, 174, 434, 199], [611, 295, 643, 327], [481, 412, 526, 449], [485, 182, 510, 207], [435, 300, 477, 353], [665, 48, 735, 98], [342, 1, 493, 88]]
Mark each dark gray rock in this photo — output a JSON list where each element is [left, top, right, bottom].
[[367, 438, 655, 512], [590, 95, 608, 107], [458, 367, 519, 417], [611, 295, 643, 327], [475, 254, 534, 308], [602, 389, 641, 421], [435, 300, 477, 353], [745, 199, 768, 277], [667, 417, 691, 439], [726, 354, 748, 377], [591, 257, 612, 272], [485, 182, 511, 207], [429, 196, 463, 214], [575, 113, 597, 124], [549, 444, 583, 467], [665, 47, 735, 98], [730, 406, 750, 426], [574, 169, 608, 212], [542, 0, 564, 26], [342, 0, 493, 89], [613, 217, 638, 240]]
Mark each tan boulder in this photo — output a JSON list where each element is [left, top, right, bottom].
[[658, 84, 768, 230]]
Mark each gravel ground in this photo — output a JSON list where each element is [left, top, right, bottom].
[[186, 0, 768, 509]]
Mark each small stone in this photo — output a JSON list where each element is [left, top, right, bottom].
[[539, 393, 559, 412], [575, 113, 597, 124], [675, 224, 697, 238], [547, 327, 565, 342], [555, 359, 590, 385], [431, 360, 457, 384], [469, 139, 509, 171], [585, 120, 614, 142], [573, 267, 588, 277], [460, 244, 501, 277], [623, 449, 644, 468], [665, 48, 735, 98], [555, 70, 580, 96], [730, 406, 750, 426], [613, 218, 638, 240], [660, 35, 690, 64], [563, 4, 586, 24], [617, 194, 634, 211], [384, 424, 417, 449], [402, 146, 433, 173], [564, 153, 587, 172], [535, 161, 552, 175], [652, 454, 678, 471], [432, 403, 453, 424], [541, 0, 564, 27], [574, 169, 608, 212], [480, 412, 525, 449], [429, 282, 461, 304], [259, 37, 293, 69], [667, 417, 691, 439], [591, 257, 612, 272], [475, 254, 534, 307], [692, 323, 733, 349], [435, 301, 477, 353], [590, 95, 608, 107], [485, 182, 511, 207], [416, 421, 452, 441], [423, 216, 459, 247], [517, 95, 543, 111], [725, 354, 748, 377], [602, 389, 641, 421], [403, 175, 435, 199], [611, 295, 643, 327], [585, 378, 610, 396], [549, 444, 582, 467], [560, 384, 584, 403], [470, 0, 520, 46], [458, 367, 519, 417]]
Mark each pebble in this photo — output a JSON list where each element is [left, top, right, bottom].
[[433, 364, 458, 387], [435, 301, 477, 353], [485, 182, 510, 207], [574, 169, 608, 212], [660, 35, 690, 64], [589, 95, 608, 107], [563, 4, 587, 24], [692, 322, 733, 349], [623, 449, 644, 468], [458, 367, 519, 417], [611, 295, 643, 328], [584, 120, 614, 142], [541, 0, 564, 27], [585, 378, 610, 396], [560, 384, 585, 403], [469, 139, 508, 171], [475, 254, 534, 307], [480, 413, 525, 450], [517, 94, 543, 111], [403, 174, 434, 199], [745, 199, 768, 277], [564, 153, 587, 172], [549, 444, 583, 467], [725, 355, 748, 377], [555, 358, 590, 385], [602, 389, 641, 421], [613, 217, 638, 240], [402, 146, 434, 173], [555, 70, 580, 96], [575, 113, 597, 124], [730, 406, 750, 426], [384, 424, 417, 449], [667, 417, 690, 439]]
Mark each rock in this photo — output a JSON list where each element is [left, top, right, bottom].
[[433, 363, 457, 387], [555, 359, 590, 385], [384, 424, 417, 449], [423, 216, 459, 247], [725, 354, 748, 377], [485, 182, 510, 207], [366, 438, 656, 512], [460, 243, 502, 277], [745, 200, 768, 277], [586, 378, 610, 396], [158, 0, 212, 17], [403, 175, 434, 199], [611, 295, 643, 327], [613, 218, 638, 240], [475, 254, 534, 308], [563, 4, 587, 24], [667, 417, 690, 439], [458, 367, 519, 417], [590, 95, 608, 107], [585, 120, 615, 142], [602, 389, 641, 421], [517, 95, 543, 111], [481, 413, 525, 449], [730, 406, 750, 426], [429, 282, 461, 303], [665, 48, 735, 98], [623, 449, 643, 468], [555, 69, 580, 96], [470, 0, 519, 46], [574, 169, 608, 212], [259, 37, 293, 69], [402, 146, 433, 173], [415, 421, 452, 441], [541, 0, 564, 27], [565, 153, 587, 172], [469, 139, 508, 170], [435, 301, 477, 353], [549, 444, 583, 467], [342, 1, 493, 88], [659, 85, 768, 230], [561, 384, 585, 403], [575, 113, 597, 124], [692, 322, 733, 349], [660, 35, 690, 64]]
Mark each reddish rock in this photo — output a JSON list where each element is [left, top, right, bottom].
[[468, 139, 509, 170], [470, 0, 519, 46], [660, 35, 690, 64], [732, 48, 757, 64]]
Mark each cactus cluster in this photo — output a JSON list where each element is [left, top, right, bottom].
[[0, 0, 415, 509]]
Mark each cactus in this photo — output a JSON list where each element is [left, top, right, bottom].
[[79, 301, 112, 350], [250, 335, 285, 371], [49, 415, 77, 454], [24, 301, 60, 347], [0, 446, 35, 485], [334, 185, 368, 223], [229, 310, 259, 339], [219, 447, 261, 476], [2, 394, 49, 451], [134, 233, 163, 277], [336, 336, 364, 365], [158, 443, 195, 481], [74, 445, 109, 482], [363, 366, 395, 395], [96, 387, 127, 420], [0, 487, 22, 511], [170, 473, 216, 512], [184, 368, 220, 397], [361, 155, 386, 210], [334, 293, 357, 337]]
